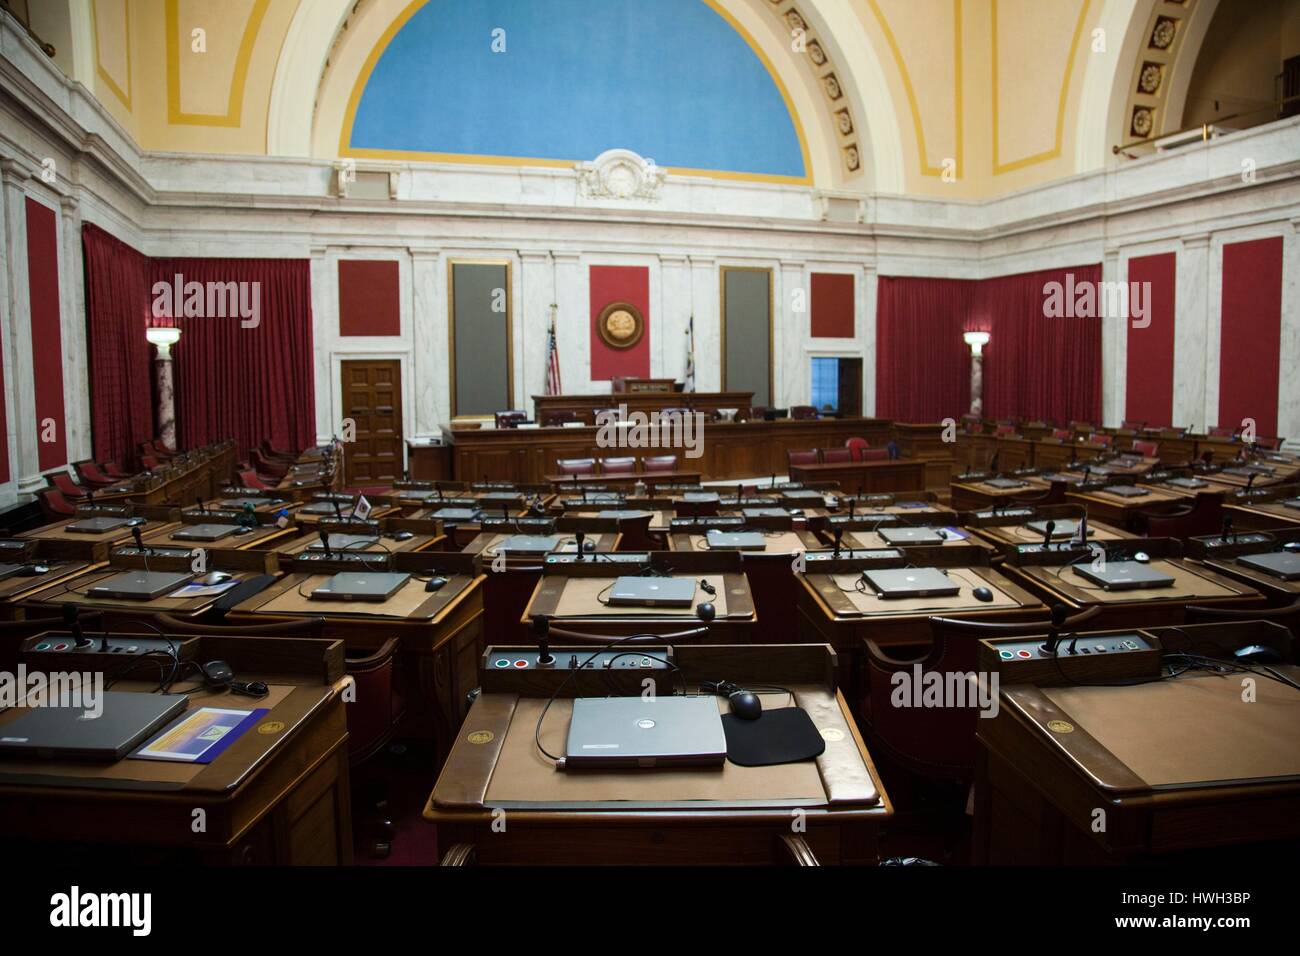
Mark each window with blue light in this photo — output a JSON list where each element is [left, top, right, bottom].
[[811, 357, 839, 412]]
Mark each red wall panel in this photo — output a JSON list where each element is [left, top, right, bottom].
[[1125, 252, 1176, 428], [811, 272, 855, 338], [25, 197, 66, 471], [589, 265, 650, 380], [339, 260, 400, 336], [1219, 237, 1283, 438]]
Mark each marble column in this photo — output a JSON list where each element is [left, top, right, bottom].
[[969, 350, 984, 418], [409, 249, 443, 435], [154, 346, 176, 450], [0, 160, 43, 493], [1174, 234, 1212, 431]]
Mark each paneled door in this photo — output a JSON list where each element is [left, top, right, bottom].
[[340, 359, 403, 486]]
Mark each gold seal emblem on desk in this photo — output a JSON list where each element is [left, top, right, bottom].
[[1046, 719, 1074, 734], [467, 730, 495, 745]]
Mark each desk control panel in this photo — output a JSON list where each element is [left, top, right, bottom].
[[994, 632, 1152, 661], [20, 633, 201, 667], [481, 645, 674, 696]]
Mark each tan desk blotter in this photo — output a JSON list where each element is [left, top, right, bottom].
[[844, 529, 974, 550], [1038, 672, 1300, 790], [480, 689, 876, 809], [551, 575, 729, 619], [1035, 559, 1238, 604], [819, 567, 1021, 617], [257, 574, 455, 618], [0, 682, 296, 789]]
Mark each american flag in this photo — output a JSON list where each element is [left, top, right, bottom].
[[684, 314, 696, 392], [545, 307, 562, 395]]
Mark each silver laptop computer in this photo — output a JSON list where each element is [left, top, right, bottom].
[[681, 492, 720, 503], [1166, 477, 1208, 489], [480, 492, 524, 506], [1237, 551, 1300, 581], [1283, 498, 1300, 511], [781, 489, 825, 500], [861, 567, 960, 599], [308, 533, 378, 552], [985, 478, 1029, 489], [170, 523, 239, 542], [1072, 560, 1175, 591], [704, 530, 766, 551], [742, 508, 789, 518], [431, 507, 481, 522], [1105, 485, 1150, 498], [879, 526, 947, 546], [300, 501, 344, 515], [564, 696, 726, 770], [1026, 519, 1081, 539], [0, 563, 25, 582], [66, 516, 130, 534], [494, 534, 560, 556], [310, 571, 411, 602], [88, 569, 194, 600], [606, 576, 698, 607], [0, 692, 188, 761]]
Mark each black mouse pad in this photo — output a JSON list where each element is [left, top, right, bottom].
[[721, 706, 826, 767]]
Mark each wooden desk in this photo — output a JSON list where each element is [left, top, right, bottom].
[[1066, 484, 1186, 529], [890, 422, 957, 491], [17, 515, 176, 563], [788, 458, 925, 493], [443, 417, 895, 484], [228, 552, 485, 764], [997, 542, 1262, 629], [522, 552, 755, 642], [405, 440, 453, 481], [142, 519, 298, 551], [426, 643, 891, 865], [1226, 494, 1300, 531], [0, 539, 97, 624], [975, 646, 1300, 863], [949, 476, 1051, 511], [0, 630, 350, 864], [1190, 529, 1300, 604], [542, 469, 702, 487]]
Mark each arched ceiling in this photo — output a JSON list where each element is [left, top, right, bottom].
[[58, 0, 1275, 198]]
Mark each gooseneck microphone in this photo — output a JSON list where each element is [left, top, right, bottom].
[[64, 603, 91, 649], [131, 525, 146, 554], [1040, 603, 1070, 657], [1221, 515, 1235, 544], [833, 527, 843, 557], [318, 527, 333, 557], [574, 530, 586, 560], [1041, 520, 1055, 550]]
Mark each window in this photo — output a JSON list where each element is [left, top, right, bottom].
[[811, 357, 839, 412]]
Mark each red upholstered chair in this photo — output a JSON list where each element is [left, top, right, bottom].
[[103, 461, 130, 478], [1121, 420, 1145, 432], [748, 406, 768, 422], [786, 449, 821, 468], [993, 425, 1016, 436], [1133, 439, 1159, 458], [140, 455, 162, 471], [845, 437, 870, 461], [821, 447, 853, 464], [71, 460, 117, 488], [1256, 436, 1283, 450], [544, 411, 581, 427], [250, 448, 289, 478], [1208, 425, 1235, 437], [1136, 492, 1224, 538], [556, 458, 596, 476], [861, 607, 1101, 782], [790, 405, 819, 421], [599, 457, 637, 476], [259, 440, 298, 463], [238, 467, 272, 490], [36, 488, 77, 520], [46, 470, 89, 500], [1087, 432, 1112, 448], [860, 448, 891, 461], [641, 454, 678, 474], [1050, 428, 1072, 440]]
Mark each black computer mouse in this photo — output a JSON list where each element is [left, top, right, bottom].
[[425, 576, 449, 592], [972, 587, 994, 602], [391, 530, 414, 541], [1234, 644, 1284, 665], [728, 691, 762, 720]]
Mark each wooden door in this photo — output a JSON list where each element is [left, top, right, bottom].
[[341, 359, 403, 486], [837, 358, 863, 417]]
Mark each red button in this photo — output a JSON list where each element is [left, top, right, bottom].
[[1016, 650, 1032, 658], [514, 660, 528, 668]]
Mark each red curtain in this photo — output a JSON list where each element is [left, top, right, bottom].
[[971, 265, 1102, 424], [148, 258, 315, 458], [82, 223, 154, 469], [875, 276, 973, 422], [876, 266, 1102, 425]]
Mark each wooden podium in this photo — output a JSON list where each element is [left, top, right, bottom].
[[611, 377, 677, 393]]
